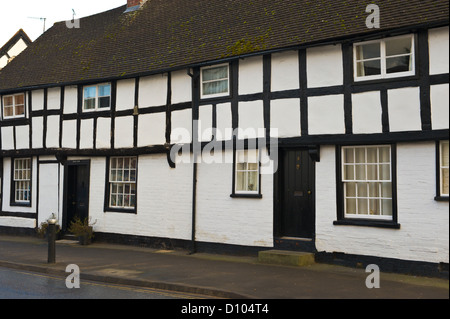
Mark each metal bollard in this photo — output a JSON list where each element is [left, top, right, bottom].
[[47, 215, 57, 264]]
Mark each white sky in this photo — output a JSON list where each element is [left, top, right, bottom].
[[0, 0, 126, 46]]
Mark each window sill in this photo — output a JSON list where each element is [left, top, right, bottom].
[[333, 219, 400, 229], [230, 193, 262, 199], [434, 196, 449, 202], [104, 207, 137, 214], [10, 202, 32, 208]]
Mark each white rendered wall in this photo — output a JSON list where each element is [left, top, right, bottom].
[[352, 91, 383, 134], [428, 26, 449, 75], [88, 155, 193, 240], [308, 94, 345, 135], [116, 79, 135, 111], [138, 112, 166, 146], [46, 115, 60, 148], [196, 149, 274, 247], [315, 143, 449, 264], [307, 44, 343, 88], [271, 50, 299, 92], [15, 125, 29, 149], [430, 84, 449, 130], [239, 56, 263, 95], [37, 163, 60, 226], [388, 87, 422, 132], [270, 98, 301, 138], [64, 86, 78, 114], [139, 74, 168, 107]]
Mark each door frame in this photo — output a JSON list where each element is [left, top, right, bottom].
[[62, 160, 91, 232], [274, 147, 318, 251]]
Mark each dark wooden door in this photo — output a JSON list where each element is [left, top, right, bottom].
[[279, 150, 315, 238], [64, 162, 90, 231]]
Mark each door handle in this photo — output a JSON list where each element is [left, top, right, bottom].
[[307, 190, 312, 195]]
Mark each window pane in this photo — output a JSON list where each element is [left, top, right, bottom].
[[379, 164, 390, 181], [3, 96, 13, 106], [381, 182, 392, 198], [369, 182, 379, 198], [379, 147, 390, 163], [345, 182, 356, 197], [98, 96, 110, 108], [344, 148, 354, 163], [15, 104, 25, 116], [357, 183, 368, 197], [4, 106, 14, 117], [84, 86, 96, 98], [442, 168, 449, 195], [98, 84, 111, 97], [84, 98, 95, 110], [355, 148, 365, 163], [346, 198, 357, 215], [381, 199, 393, 216], [442, 142, 449, 166], [355, 165, 366, 180], [367, 164, 378, 180], [14, 94, 24, 105], [236, 171, 245, 191], [203, 80, 229, 96], [385, 37, 412, 56], [202, 66, 228, 82], [344, 165, 354, 180], [357, 60, 381, 77], [358, 198, 368, 214], [356, 43, 381, 60], [247, 171, 258, 191], [386, 56, 412, 74], [369, 199, 379, 216]]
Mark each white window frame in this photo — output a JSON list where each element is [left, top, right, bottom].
[[342, 145, 393, 220], [200, 63, 230, 99], [2, 93, 26, 119], [354, 34, 415, 82], [235, 149, 260, 195], [109, 156, 137, 210], [83, 83, 111, 112], [13, 158, 32, 204], [439, 140, 449, 197]]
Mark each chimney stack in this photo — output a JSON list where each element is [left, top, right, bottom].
[[125, 0, 147, 13]]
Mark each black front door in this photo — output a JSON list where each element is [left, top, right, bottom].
[[63, 161, 90, 232], [278, 150, 315, 239]]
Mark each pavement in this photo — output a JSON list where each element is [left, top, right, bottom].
[[0, 235, 448, 299]]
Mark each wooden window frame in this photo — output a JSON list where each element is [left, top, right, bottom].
[[2, 93, 26, 119], [435, 140, 449, 201], [104, 156, 138, 213], [10, 157, 32, 207], [200, 63, 230, 99], [83, 83, 111, 112], [335, 145, 400, 229], [353, 34, 416, 82], [231, 149, 262, 199]]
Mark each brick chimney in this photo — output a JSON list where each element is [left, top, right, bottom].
[[125, 0, 147, 13]]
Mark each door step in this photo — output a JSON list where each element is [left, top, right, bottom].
[[258, 250, 315, 267]]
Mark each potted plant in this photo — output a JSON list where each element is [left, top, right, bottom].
[[68, 217, 96, 245], [36, 221, 61, 239]]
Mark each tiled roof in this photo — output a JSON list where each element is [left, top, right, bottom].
[[0, 0, 448, 91]]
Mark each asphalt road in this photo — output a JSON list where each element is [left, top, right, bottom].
[[0, 266, 208, 299]]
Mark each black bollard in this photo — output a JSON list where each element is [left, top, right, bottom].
[[47, 219, 57, 264]]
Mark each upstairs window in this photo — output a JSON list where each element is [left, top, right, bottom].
[[354, 34, 415, 81], [83, 83, 111, 111], [2, 93, 25, 119], [200, 64, 229, 98]]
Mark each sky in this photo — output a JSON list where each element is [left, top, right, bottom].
[[0, 0, 126, 46]]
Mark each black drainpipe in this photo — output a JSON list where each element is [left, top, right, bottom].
[[188, 68, 199, 255]]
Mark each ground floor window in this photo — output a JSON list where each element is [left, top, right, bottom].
[[231, 149, 262, 198], [108, 156, 137, 211], [438, 140, 449, 199], [12, 158, 32, 205], [338, 145, 397, 225]]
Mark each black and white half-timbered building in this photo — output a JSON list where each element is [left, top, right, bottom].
[[0, 0, 448, 275]]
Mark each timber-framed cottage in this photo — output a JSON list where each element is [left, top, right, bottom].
[[0, 0, 448, 276]]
